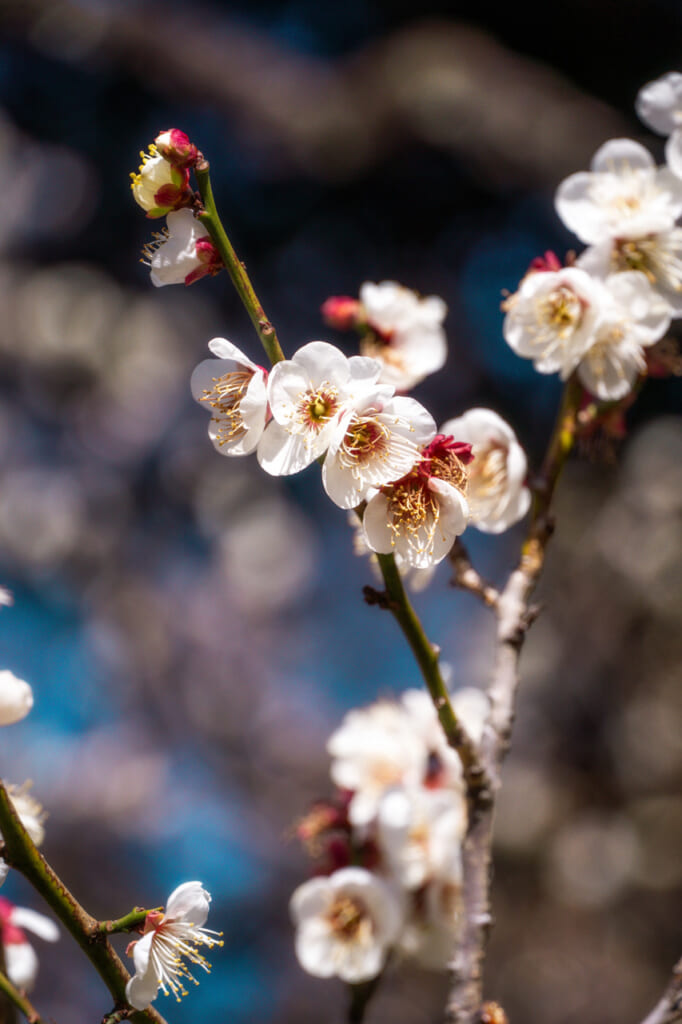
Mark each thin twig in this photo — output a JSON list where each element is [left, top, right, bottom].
[[194, 162, 285, 366], [375, 552, 489, 800], [96, 908, 157, 935], [640, 958, 682, 1024], [0, 782, 167, 1024], [449, 539, 499, 608], [0, 969, 43, 1024], [445, 375, 583, 1024]]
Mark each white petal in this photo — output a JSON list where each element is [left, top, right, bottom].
[[165, 881, 211, 926], [636, 73, 682, 135], [289, 341, 350, 387], [10, 908, 59, 942], [361, 492, 394, 555], [207, 337, 261, 373], [126, 963, 160, 1010], [666, 129, 682, 179], [131, 930, 154, 976], [590, 138, 655, 174], [0, 671, 33, 726], [290, 877, 332, 926], [5, 942, 38, 991], [257, 419, 329, 475]]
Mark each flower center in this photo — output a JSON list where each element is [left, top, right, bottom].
[[387, 475, 438, 540], [539, 286, 582, 335], [339, 417, 390, 468], [327, 896, 369, 941], [471, 443, 507, 497], [298, 384, 339, 432], [200, 369, 253, 445]]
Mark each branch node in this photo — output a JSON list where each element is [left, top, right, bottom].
[[362, 585, 390, 609]]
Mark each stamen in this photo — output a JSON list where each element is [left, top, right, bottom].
[[200, 369, 253, 446]]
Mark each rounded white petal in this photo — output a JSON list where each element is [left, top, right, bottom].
[[149, 209, 205, 288], [361, 492, 395, 556], [578, 340, 646, 401], [666, 129, 682, 179], [131, 930, 154, 976], [5, 941, 38, 991], [165, 881, 211, 926], [0, 671, 33, 726], [294, 921, 338, 978], [288, 341, 350, 387], [10, 908, 59, 942], [636, 73, 682, 135], [290, 877, 333, 926], [207, 337, 262, 373], [126, 957, 160, 1010], [590, 138, 655, 174], [257, 419, 326, 475], [428, 477, 469, 539]]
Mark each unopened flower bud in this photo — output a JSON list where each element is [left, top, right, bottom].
[[154, 129, 199, 169], [321, 296, 363, 331], [130, 145, 191, 219]]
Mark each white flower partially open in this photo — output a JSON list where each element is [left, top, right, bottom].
[[322, 393, 436, 509], [359, 281, 447, 390], [401, 686, 489, 790], [290, 867, 403, 983], [576, 272, 671, 400], [636, 72, 682, 179], [503, 266, 606, 378], [145, 209, 221, 287], [0, 670, 33, 726], [398, 880, 463, 970], [377, 786, 466, 891], [191, 338, 269, 457], [125, 881, 222, 1010], [440, 409, 530, 534], [0, 783, 46, 887], [327, 701, 427, 829], [555, 138, 682, 244], [258, 342, 382, 475], [130, 146, 190, 218]]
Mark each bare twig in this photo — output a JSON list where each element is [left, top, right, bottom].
[[0, 969, 43, 1024], [640, 958, 682, 1024], [449, 539, 499, 608], [445, 376, 583, 1024]]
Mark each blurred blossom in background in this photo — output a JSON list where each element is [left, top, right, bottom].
[[0, 1, 680, 1022]]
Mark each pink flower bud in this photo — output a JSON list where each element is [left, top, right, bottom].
[[528, 250, 563, 273], [321, 296, 362, 330], [154, 129, 199, 169]]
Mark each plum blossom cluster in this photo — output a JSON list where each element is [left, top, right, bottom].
[[503, 74, 682, 401], [131, 130, 223, 287], [191, 335, 531, 568], [290, 685, 488, 982]]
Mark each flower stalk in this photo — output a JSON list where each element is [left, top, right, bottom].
[[194, 161, 285, 366]]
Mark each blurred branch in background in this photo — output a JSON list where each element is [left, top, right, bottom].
[[0, 0, 628, 185]]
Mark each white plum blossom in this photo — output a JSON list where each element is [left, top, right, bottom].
[[575, 272, 671, 400], [290, 867, 403, 983], [0, 670, 33, 726], [0, 897, 59, 991], [125, 882, 222, 1010], [636, 72, 682, 179], [359, 281, 447, 390], [257, 342, 382, 476], [439, 409, 530, 533], [0, 783, 47, 886], [554, 138, 682, 244], [144, 209, 222, 287], [191, 338, 269, 457], [377, 786, 466, 891], [322, 392, 436, 509], [362, 435, 471, 569], [130, 146, 190, 218], [503, 266, 607, 378], [577, 230, 682, 316], [327, 701, 427, 828]]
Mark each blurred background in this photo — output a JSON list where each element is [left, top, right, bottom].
[[0, 1, 680, 1022]]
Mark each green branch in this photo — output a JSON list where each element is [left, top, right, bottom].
[[0, 782, 167, 1024], [194, 161, 285, 367], [0, 969, 42, 1024], [96, 908, 158, 936], [375, 553, 487, 796]]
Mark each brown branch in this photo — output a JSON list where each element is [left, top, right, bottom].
[[445, 376, 583, 1024], [640, 959, 682, 1024], [449, 539, 499, 608]]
